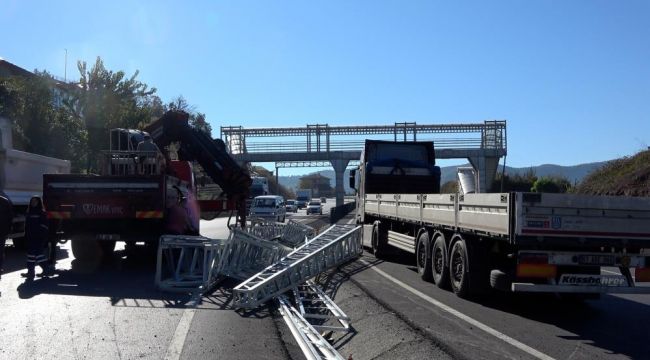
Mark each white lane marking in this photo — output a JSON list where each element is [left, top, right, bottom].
[[360, 260, 556, 360], [164, 294, 201, 360]]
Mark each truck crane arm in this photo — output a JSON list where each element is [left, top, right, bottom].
[[145, 110, 251, 227]]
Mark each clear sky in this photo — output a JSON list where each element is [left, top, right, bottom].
[[1, 0, 649, 175]]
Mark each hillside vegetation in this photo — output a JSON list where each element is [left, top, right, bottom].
[[574, 150, 650, 196]]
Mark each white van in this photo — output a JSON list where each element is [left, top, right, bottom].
[[249, 195, 286, 222]]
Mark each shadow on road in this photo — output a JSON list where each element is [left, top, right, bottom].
[[15, 246, 194, 308], [356, 248, 650, 359], [2, 243, 70, 275]]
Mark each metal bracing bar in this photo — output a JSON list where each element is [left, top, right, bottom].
[[280, 220, 316, 248], [232, 225, 362, 308], [217, 229, 291, 281], [277, 296, 345, 360], [294, 280, 351, 333]]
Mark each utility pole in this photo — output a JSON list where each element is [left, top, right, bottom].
[[64, 48, 67, 82]]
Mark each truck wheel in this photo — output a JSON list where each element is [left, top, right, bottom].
[[416, 232, 433, 282], [371, 223, 388, 259], [449, 240, 470, 297], [432, 235, 450, 289], [71, 237, 102, 262], [450, 238, 489, 298]]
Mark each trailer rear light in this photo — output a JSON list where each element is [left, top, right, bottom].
[[516, 264, 557, 278], [635, 267, 650, 282], [517, 253, 556, 278], [47, 211, 71, 219]]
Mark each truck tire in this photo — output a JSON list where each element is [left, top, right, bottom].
[[371, 223, 388, 259], [450, 238, 490, 298], [416, 232, 433, 282], [490, 269, 512, 292], [432, 235, 450, 289], [71, 237, 102, 262], [449, 240, 470, 297]]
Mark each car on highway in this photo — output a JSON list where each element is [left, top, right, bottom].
[[285, 199, 298, 213], [250, 195, 286, 222], [306, 200, 323, 215]]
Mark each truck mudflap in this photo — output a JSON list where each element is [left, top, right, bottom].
[[512, 250, 650, 294]]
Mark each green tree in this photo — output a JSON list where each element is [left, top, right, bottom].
[[0, 72, 87, 171], [531, 176, 572, 193], [65, 57, 157, 172], [167, 95, 212, 137]]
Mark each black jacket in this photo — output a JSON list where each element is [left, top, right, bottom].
[[0, 193, 13, 238]]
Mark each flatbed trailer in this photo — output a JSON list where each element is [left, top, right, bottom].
[[352, 140, 650, 298]]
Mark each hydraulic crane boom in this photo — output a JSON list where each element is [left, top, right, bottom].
[[145, 110, 251, 227]]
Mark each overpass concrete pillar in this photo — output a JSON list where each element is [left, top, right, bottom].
[[468, 156, 500, 193], [330, 159, 349, 207]]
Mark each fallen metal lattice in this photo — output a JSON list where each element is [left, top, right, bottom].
[[155, 235, 225, 294], [277, 296, 345, 360], [232, 224, 362, 309], [293, 280, 351, 333], [217, 229, 291, 281], [280, 220, 316, 248]]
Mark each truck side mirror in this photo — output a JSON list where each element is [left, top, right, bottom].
[[349, 169, 356, 190]]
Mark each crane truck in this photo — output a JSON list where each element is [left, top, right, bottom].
[[351, 139, 650, 298], [43, 110, 251, 262]]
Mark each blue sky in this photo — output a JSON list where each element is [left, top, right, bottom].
[[2, 0, 649, 176]]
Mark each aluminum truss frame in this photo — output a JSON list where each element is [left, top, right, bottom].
[[217, 229, 291, 281], [293, 280, 351, 333], [232, 224, 362, 309], [277, 296, 345, 360], [155, 235, 225, 294]]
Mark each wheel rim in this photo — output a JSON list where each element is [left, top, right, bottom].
[[434, 245, 444, 275], [451, 246, 464, 288], [417, 241, 426, 270]]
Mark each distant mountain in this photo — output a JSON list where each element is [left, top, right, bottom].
[[277, 161, 608, 192]]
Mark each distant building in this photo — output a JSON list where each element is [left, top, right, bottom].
[[0, 58, 77, 108]]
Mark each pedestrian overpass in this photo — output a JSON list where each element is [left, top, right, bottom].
[[221, 121, 507, 206]]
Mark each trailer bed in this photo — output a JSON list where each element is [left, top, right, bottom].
[[364, 192, 650, 245]]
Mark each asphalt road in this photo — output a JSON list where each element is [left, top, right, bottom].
[[3, 197, 646, 360], [333, 233, 650, 360], [0, 199, 338, 360]]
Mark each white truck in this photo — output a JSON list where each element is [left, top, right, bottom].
[[0, 117, 70, 246], [296, 189, 312, 209], [351, 140, 650, 298]]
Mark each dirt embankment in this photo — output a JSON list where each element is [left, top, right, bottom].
[[574, 150, 650, 196]]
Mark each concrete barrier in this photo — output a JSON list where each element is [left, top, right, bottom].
[[329, 201, 356, 224]]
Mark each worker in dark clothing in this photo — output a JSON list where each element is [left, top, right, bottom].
[[0, 191, 13, 280], [136, 134, 161, 174], [165, 188, 191, 235], [21, 196, 54, 280]]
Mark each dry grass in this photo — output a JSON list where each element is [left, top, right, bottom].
[[574, 150, 650, 196]]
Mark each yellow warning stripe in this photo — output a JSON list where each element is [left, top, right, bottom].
[[135, 211, 164, 219]]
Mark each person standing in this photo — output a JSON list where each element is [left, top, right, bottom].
[[0, 191, 13, 280], [21, 196, 53, 280], [136, 134, 161, 174]]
